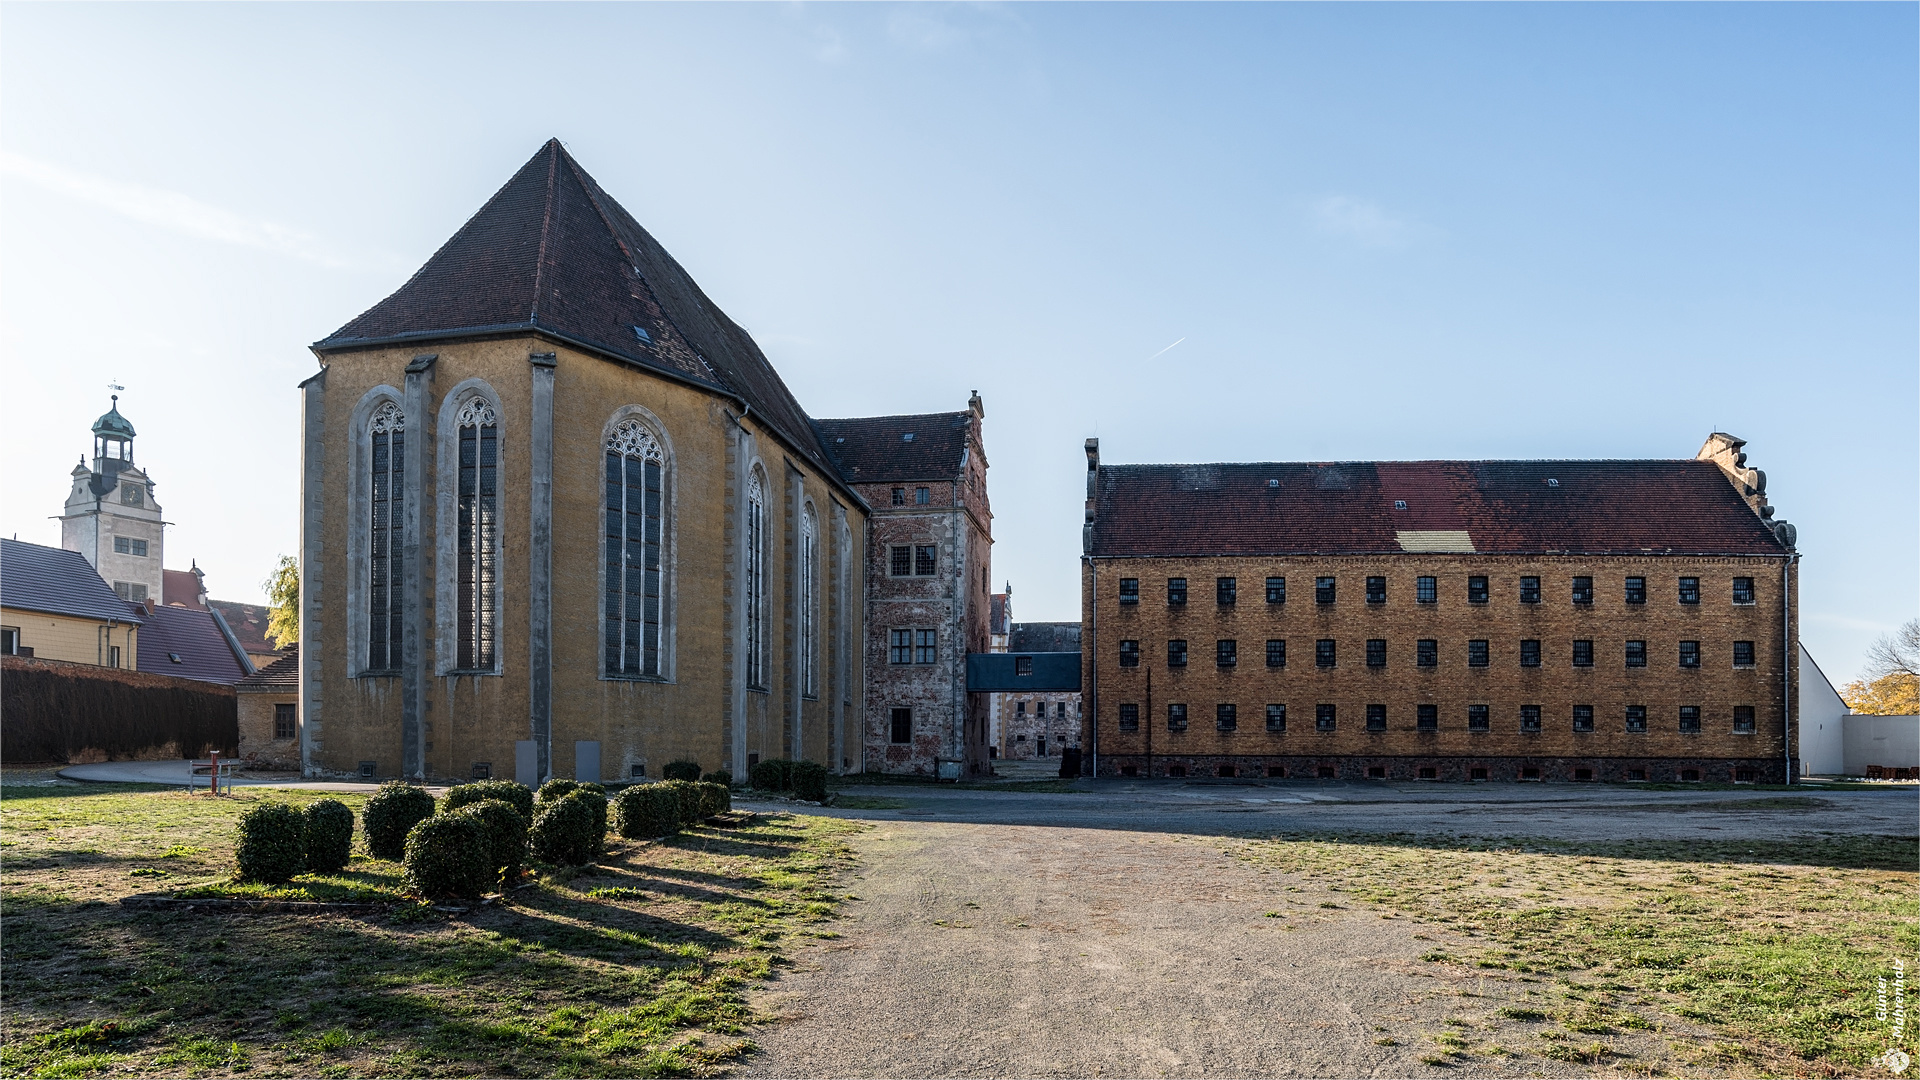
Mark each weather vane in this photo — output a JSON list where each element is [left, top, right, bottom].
[[108, 381, 125, 392]]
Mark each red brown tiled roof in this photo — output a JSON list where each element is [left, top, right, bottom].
[[237, 644, 298, 691], [162, 569, 207, 610], [316, 139, 844, 486], [815, 412, 973, 484], [210, 599, 281, 657], [1092, 460, 1789, 557]]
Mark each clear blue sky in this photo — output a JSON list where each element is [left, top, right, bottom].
[[2, 3, 1913, 682]]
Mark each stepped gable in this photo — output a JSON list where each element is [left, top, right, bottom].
[[316, 138, 840, 477], [1093, 459, 1788, 557], [815, 411, 973, 483]]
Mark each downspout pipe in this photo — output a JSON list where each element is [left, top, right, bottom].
[[1783, 554, 1795, 784], [1086, 556, 1097, 778]]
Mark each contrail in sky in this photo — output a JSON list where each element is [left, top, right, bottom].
[[1145, 337, 1185, 363]]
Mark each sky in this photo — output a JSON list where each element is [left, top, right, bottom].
[[1, 3, 1913, 683]]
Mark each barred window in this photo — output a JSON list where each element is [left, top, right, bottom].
[[1678, 577, 1699, 605], [1119, 639, 1140, 668], [745, 471, 766, 686], [1217, 577, 1236, 606], [1167, 703, 1188, 731], [1625, 576, 1646, 605], [1572, 705, 1594, 732], [1366, 704, 1386, 731], [1520, 639, 1540, 667], [1571, 576, 1593, 605], [1679, 640, 1701, 668], [1468, 640, 1489, 667], [1315, 639, 1336, 668], [366, 400, 405, 673], [1266, 577, 1286, 604], [1315, 704, 1336, 732], [604, 416, 665, 678], [1119, 578, 1139, 605], [1216, 639, 1237, 668], [1625, 640, 1647, 668], [1679, 705, 1701, 733], [890, 629, 913, 665], [1315, 577, 1336, 604], [1118, 703, 1140, 731], [1520, 705, 1542, 732], [915, 629, 937, 664], [1266, 704, 1287, 732], [1468, 704, 1490, 731], [1572, 639, 1594, 667], [801, 506, 818, 696], [1216, 703, 1237, 731], [1366, 576, 1386, 604], [1417, 639, 1437, 667], [1167, 640, 1187, 667], [1417, 576, 1437, 604], [1417, 704, 1437, 731], [1167, 578, 1187, 605], [1733, 641, 1755, 667], [1733, 705, 1755, 734], [274, 703, 296, 740], [1519, 576, 1540, 604], [915, 545, 936, 576], [890, 545, 913, 576], [1265, 639, 1286, 668], [1626, 705, 1647, 732], [1733, 577, 1756, 605], [890, 708, 912, 743], [457, 397, 500, 672], [1468, 576, 1489, 604], [1366, 639, 1387, 668]]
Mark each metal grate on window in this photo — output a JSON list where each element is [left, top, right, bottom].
[[1733, 641, 1755, 667], [1266, 577, 1286, 604], [1733, 705, 1755, 733], [1167, 703, 1188, 731], [1366, 704, 1386, 731], [1625, 640, 1646, 668], [1366, 639, 1386, 668], [1366, 576, 1386, 604], [1519, 576, 1540, 604], [1216, 703, 1237, 731], [1678, 577, 1699, 605], [1315, 577, 1336, 604], [1119, 640, 1140, 667], [1417, 639, 1438, 667], [1520, 705, 1542, 732], [1626, 705, 1647, 732], [1468, 640, 1490, 667], [1733, 577, 1755, 605], [1216, 639, 1237, 667], [1468, 704, 1490, 731], [1679, 640, 1700, 668], [1119, 578, 1139, 605], [1118, 703, 1140, 731], [1417, 704, 1437, 731], [1266, 639, 1286, 668], [1572, 705, 1594, 732], [1167, 578, 1187, 605], [1571, 576, 1593, 605], [1679, 705, 1701, 733], [1572, 639, 1594, 667], [1167, 640, 1187, 667], [1625, 577, 1646, 605], [1217, 577, 1236, 606], [1315, 639, 1336, 668], [1417, 576, 1437, 604], [1520, 639, 1541, 667], [1266, 704, 1286, 732], [1468, 576, 1489, 604], [1315, 704, 1336, 732]]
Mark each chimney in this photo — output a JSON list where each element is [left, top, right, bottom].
[[968, 390, 984, 419], [1083, 438, 1100, 555]]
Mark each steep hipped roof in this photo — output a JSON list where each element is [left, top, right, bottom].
[[316, 139, 842, 480], [1092, 460, 1788, 557], [815, 411, 973, 484], [237, 644, 299, 691], [0, 539, 144, 624]]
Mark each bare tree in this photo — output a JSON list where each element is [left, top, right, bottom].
[[1864, 619, 1920, 681]]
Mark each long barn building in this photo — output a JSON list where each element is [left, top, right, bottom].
[[1079, 434, 1801, 783]]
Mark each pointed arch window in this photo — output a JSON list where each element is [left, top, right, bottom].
[[455, 397, 499, 671], [366, 400, 405, 672], [745, 470, 766, 687], [605, 419, 665, 677], [801, 504, 819, 697]]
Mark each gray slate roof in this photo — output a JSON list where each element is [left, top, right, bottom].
[[0, 539, 144, 624], [136, 605, 251, 686]]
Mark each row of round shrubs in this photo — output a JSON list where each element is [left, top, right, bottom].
[[748, 757, 829, 801], [614, 780, 730, 839], [234, 799, 356, 884], [660, 759, 733, 786]]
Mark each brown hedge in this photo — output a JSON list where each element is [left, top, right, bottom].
[[1, 655, 237, 763]]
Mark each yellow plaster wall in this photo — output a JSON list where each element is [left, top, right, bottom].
[[1, 606, 138, 669]]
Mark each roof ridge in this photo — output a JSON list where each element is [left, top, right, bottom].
[[816, 410, 973, 425], [528, 138, 559, 325]]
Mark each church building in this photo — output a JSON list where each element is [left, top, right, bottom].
[[299, 139, 978, 784]]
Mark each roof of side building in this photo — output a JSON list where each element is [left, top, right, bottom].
[[1010, 622, 1082, 653], [814, 411, 974, 484], [1092, 459, 1789, 557], [210, 599, 281, 656], [237, 644, 299, 691], [136, 605, 251, 685], [0, 539, 145, 624]]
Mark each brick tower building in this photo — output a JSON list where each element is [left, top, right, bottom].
[[1080, 434, 1800, 783]]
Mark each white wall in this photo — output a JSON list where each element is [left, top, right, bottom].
[[1843, 714, 1920, 775], [1798, 646, 1849, 776]]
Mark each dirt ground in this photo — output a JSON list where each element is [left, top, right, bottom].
[[740, 782, 1915, 1078]]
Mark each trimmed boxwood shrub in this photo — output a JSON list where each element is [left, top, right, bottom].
[[402, 813, 492, 899], [695, 781, 730, 818], [302, 799, 355, 874], [536, 778, 581, 806], [749, 758, 792, 792], [530, 789, 604, 866], [615, 784, 680, 840], [364, 782, 436, 861], [790, 761, 829, 802], [458, 799, 528, 884], [235, 803, 306, 884], [701, 769, 733, 787], [661, 760, 702, 783], [657, 779, 702, 825], [443, 779, 534, 822]]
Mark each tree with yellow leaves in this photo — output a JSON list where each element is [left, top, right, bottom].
[[264, 555, 299, 648], [1840, 619, 1920, 715]]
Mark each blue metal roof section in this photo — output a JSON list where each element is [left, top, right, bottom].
[[0, 538, 145, 624], [966, 652, 1083, 694]]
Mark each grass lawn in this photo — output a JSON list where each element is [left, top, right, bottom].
[[1, 770, 860, 1078], [1229, 828, 1918, 1077]]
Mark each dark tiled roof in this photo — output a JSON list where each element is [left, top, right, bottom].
[[210, 599, 281, 656], [1093, 460, 1789, 557], [0, 539, 144, 624], [1010, 622, 1082, 653], [163, 569, 207, 610], [989, 593, 1009, 636], [814, 412, 972, 484], [136, 605, 250, 686], [237, 644, 299, 691], [315, 139, 844, 481]]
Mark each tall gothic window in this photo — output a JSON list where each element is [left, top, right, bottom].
[[801, 504, 818, 697], [455, 397, 499, 671], [366, 401, 405, 672], [604, 419, 665, 677], [745, 470, 766, 687]]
